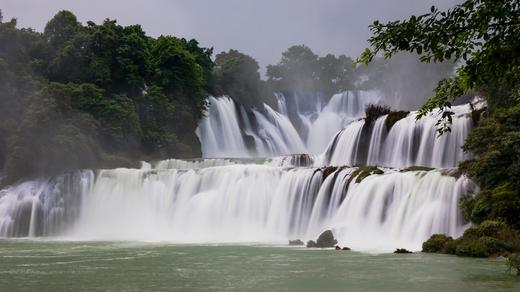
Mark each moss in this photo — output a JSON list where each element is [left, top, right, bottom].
[[385, 110, 409, 130], [349, 166, 384, 184], [401, 166, 434, 172]]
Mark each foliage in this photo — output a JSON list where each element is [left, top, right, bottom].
[[267, 45, 356, 98], [459, 104, 520, 229], [214, 49, 265, 108], [401, 166, 434, 172], [364, 104, 390, 125], [422, 234, 454, 253], [422, 221, 520, 258], [0, 11, 214, 185], [349, 166, 384, 184], [359, 1, 520, 232], [358, 0, 520, 134]]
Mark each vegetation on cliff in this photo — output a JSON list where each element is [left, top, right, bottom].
[[0, 10, 214, 185]]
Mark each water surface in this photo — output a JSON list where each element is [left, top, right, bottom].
[[1, 240, 519, 291]]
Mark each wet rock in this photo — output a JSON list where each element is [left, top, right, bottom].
[[316, 230, 338, 248], [289, 239, 304, 246], [394, 248, 413, 254], [306, 240, 317, 248], [335, 245, 341, 250], [342, 247, 351, 251]]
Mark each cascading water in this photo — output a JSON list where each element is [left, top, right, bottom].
[[319, 101, 477, 168], [0, 163, 477, 251], [196, 91, 380, 157], [0, 90, 483, 252]]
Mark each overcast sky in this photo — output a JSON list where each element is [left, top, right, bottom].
[[1, 0, 460, 70]]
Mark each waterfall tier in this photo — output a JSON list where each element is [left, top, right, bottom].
[[0, 163, 477, 251], [196, 92, 479, 168]]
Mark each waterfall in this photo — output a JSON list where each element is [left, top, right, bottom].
[[0, 162, 477, 251], [0, 171, 93, 237], [319, 102, 477, 168], [0, 90, 483, 252], [196, 91, 380, 157]]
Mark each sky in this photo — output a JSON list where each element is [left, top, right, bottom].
[[1, 0, 461, 70]]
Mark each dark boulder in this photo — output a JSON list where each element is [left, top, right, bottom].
[[289, 239, 304, 246], [394, 248, 413, 254], [342, 247, 351, 251], [316, 230, 338, 248], [306, 240, 317, 248]]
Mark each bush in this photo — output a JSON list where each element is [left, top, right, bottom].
[[422, 221, 520, 258], [364, 104, 390, 125], [422, 234, 454, 253]]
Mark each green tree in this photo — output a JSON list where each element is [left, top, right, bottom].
[[214, 49, 263, 108], [267, 45, 320, 93]]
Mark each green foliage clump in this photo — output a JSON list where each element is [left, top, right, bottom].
[[213, 49, 266, 108], [0, 10, 214, 185], [401, 166, 434, 172], [422, 221, 520, 258], [266, 45, 356, 97], [364, 104, 390, 125], [349, 166, 384, 184], [422, 234, 454, 253], [459, 104, 520, 229]]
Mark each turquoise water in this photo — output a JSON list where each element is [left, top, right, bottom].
[[1, 240, 519, 291]]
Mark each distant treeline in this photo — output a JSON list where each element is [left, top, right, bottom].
[[0, 10, 453, 185]]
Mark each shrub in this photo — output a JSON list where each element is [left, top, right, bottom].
[[364, 104, 390, 125], [423, 221, 520, 258], [422, 234, 454, 253]]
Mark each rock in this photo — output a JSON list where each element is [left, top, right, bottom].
[[335, 245, 341, 250], [342, 247, 351, 251], [289, 239, 304, 246], [306, 240, 317, 248], [394, 248, 413, 254], [316, 230, 338, 248]]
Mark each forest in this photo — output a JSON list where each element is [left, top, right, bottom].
[[0, 9, 452, 186]]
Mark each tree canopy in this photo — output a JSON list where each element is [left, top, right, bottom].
[[0, 10, 214, 185]]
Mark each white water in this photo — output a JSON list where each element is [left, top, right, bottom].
[[0, 163, 477, 251], [319, 102, 476, 168], [0, 91, 483, 251], [196, 91, 380, 157]]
